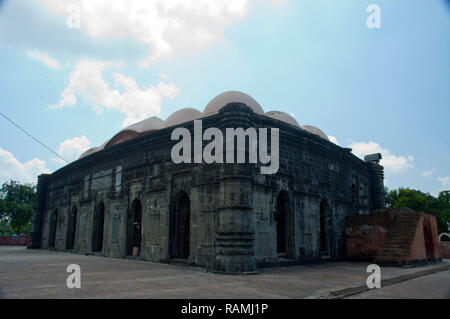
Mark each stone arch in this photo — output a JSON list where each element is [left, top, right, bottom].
[[275, 190, 294, 259], [169, 191, 191, 259], [48, 208, 58, 248], [438, 233, 450, 242], [92, 201, 105, 253], [319, 199, 333, 256], [126, 198, 143, 256], [66, 206, 77, 250]]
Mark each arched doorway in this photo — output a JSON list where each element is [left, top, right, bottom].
[[92, 202, 105, 253], [169, 192, 190, 259], [320, 199, 329, 256], [48, 209, 58, 248], [126, 199, 142, 256], [276, 191, 288, 257], [66, 206, 77, 250], [423, 222, 434, 260]]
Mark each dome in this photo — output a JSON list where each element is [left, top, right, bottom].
[[266, 111, 300, 127], [105, 130, 139, 148], [164, 107, 202, 128], [123, 116, 164, 133], [79, 147, 101, 159], [301, 125, 329, 141], [104, 116, 164, 148], [203, 91, 264, 116]]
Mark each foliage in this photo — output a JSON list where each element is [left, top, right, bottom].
[[385, 188, 450, 234], [0, 180, 36, 235]]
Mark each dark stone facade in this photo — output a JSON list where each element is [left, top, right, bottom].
[[29, 103, 385, 273]]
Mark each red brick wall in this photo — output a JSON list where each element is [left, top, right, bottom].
[[346, 213, 391, 259], [0, 236, 30, 246], [440, 242, 450, 259], [347, 209, 443, 264]]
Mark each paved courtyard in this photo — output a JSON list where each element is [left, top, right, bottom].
[[0, 246, 448, 299]]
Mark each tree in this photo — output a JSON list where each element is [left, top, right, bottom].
[[0, 181, 36, 235], [438, 191, 450, 206], [385, 187, 450, 234]]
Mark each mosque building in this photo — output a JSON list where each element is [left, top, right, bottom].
[[29, 91, 386, 273]]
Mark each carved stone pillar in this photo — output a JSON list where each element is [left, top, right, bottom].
[[212, 103, 258, 273]]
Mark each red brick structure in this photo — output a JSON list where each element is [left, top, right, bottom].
[[0, 236, 30, 246], [346, 208, 442, 266], [346, 213, 391, 260], [440, 242, 450, 259]]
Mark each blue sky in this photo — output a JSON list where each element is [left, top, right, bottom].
[[0, 0, 449, 195]]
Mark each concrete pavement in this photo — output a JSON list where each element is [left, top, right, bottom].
[[0, 246, 448, 299]]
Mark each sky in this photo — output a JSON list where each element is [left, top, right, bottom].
[[0, 0, 449, 196]]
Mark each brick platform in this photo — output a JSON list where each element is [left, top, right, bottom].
[[0, 236, 30, 246]]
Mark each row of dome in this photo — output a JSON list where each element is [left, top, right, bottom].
[[80, 91, 329, 159]]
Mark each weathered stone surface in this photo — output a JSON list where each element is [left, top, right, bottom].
[[30, 103, 385, 273]]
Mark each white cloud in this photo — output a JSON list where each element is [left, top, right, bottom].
[[267, 0, 286, 6], [38, 0, 251, 67], [328, 136, 340, 146], [53, 58, 179, 127], [421, 168, 436, 178], [0, 147, 51, 185], [348, 141, 414, 173], [437, 176, 450, 189], [159, 73, 170, 81], [26, 50, 60, 70], [54, 135, 91, 163]]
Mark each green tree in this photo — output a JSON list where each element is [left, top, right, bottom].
[[385, 187, 450, 234], [438, 190, 450, 206], [0, 181, 36, 235]]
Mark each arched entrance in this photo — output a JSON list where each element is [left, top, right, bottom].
[[66, 206, 77, 250], [126, 199, 142, 256], [48, 209, 58, 248], [91, 202, 105, 253], [276, 191, 294, 259], [320, 199, 330, 256], [169, 192, 190, 259], [423, 222, 434, 260]]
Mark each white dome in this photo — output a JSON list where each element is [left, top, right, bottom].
[[164, 108, 202, 128], [103, 116, 164, 149], [79, 147, 101, 159], [266, 111, 300, 127], [203, 91, 264, 116], [122, 116, 164, 133], [301, 125, 329, 141]]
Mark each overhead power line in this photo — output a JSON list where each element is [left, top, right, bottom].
[[0, 111, 69, 164]]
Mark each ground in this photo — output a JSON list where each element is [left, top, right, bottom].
[[0, 246, 448, 299]]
